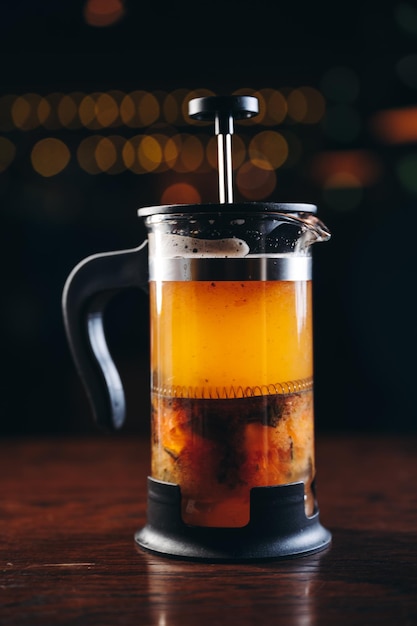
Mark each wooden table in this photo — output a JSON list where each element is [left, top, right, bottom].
[[1, 434, 416, 625]]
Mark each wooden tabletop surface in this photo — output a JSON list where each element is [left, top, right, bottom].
[[1, 433, 416, 625]]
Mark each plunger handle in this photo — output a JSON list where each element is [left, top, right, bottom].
[[188, 95, 259, 204]]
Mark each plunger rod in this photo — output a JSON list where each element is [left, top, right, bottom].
[[188, 95, 259, 205], [215, 113, 234, 203]]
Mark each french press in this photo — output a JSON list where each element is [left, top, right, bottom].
[[62, 94, 332, 561]]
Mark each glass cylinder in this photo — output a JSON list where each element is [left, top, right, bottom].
[[142, 204, 330, 528]]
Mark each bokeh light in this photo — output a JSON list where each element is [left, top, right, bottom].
[[0, 137, 16, 172], [249, 130, 288, 169], [96, 135, 126, 174], [120, 91, 159, 127], [77, 135, 103, 174], [310, 150, 381, 187], [236, 160, 277, 200], [254, 89, 287, 125], [38, 93, 65, 130], [138, 135, 162, 172], [160, 183, 201, 205], [12, 93, 42, 130], [0, 95, 16, 132], [31, 138, 71, 177], [170, 134, 204, 173], [396, 153, 417, 195], [57, 92, 85, 129], [370, 107, 417, 144], [83, 0, 125, 27]]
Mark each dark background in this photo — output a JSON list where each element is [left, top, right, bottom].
[[1, 2, 417, 436]]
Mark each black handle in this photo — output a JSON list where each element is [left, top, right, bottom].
[[62, 241, 149, 431]]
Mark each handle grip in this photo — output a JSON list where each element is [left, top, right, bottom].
[[62, 241, 149, 431]]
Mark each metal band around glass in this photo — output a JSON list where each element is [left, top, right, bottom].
[[149, 256, 312, 281]]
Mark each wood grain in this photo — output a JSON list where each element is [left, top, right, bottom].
[[1, 434, 416, 625]]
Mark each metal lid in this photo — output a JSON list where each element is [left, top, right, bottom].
[[137, 201, 317, 218]]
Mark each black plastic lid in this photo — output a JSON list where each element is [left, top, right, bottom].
[[137, 201, 317, 218]]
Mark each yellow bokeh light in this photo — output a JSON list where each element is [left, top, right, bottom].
[[120, 91, 159, 127], [0, 137, 16, 172], [138, 92, 160, 127], [0, 95, 17, 132], [287, 87, 325, 124], [96, 135, 126, 174], [57, 94, 80, 128], [38, 93, 64, 130], [249, 131, 288, 169], [171, 134, 204, 173], [12, 93, 42, 130], [79, 94, 101, 129], [287, 89, 308, 123], [95, 137, 117, 172], [31, 138, 70, 177], [236, 160, 277, 200], [95, 93, 119, 127], [122, 135, 144, 174], [138, 135, 162, 172], [77, 136, 103, 174], [163, 89, 189, 125], [164, 134, 181, 169], [160, 183, 202, 205]]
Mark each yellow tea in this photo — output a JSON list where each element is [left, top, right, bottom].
[[150, 279, 315, 527]]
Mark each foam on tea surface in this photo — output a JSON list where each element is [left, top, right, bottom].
[[149, 234, 250, 258]]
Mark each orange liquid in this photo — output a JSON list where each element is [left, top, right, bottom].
[[150, 280, 315, 527]]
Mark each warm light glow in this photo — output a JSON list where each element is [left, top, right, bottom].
[[0, 95, 16, 132], [249, 131, 288, 169], [370, 106, 417, 144], [138, 135, 162, 172], [120, 91, 159, 127], [310, 150, 381, 187], [12, 94, 42, 130], [287, 87, 324, 124], [0, 137, 16, 172], [79, 94, 101, 129], [236, 160, 277, 200], [31, 138, 70, 177], [95, 92, 119, 127], [77, 136, 103, 174], [57, 92, 84, 129], [38, 93, 65, 130], [160, 183, 201, 204], [163, 89, 189, 124], [96, 135, 126, 174], [170, 134, 203, 173], [252, 89, 287, 125], [122, 135, 144, 173], [83, 0, 125, 27]]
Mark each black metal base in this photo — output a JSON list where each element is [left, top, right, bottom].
[[135, 477, 332, 562]]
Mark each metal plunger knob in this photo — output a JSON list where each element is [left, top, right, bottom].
[[188, 95, 259, 204]]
